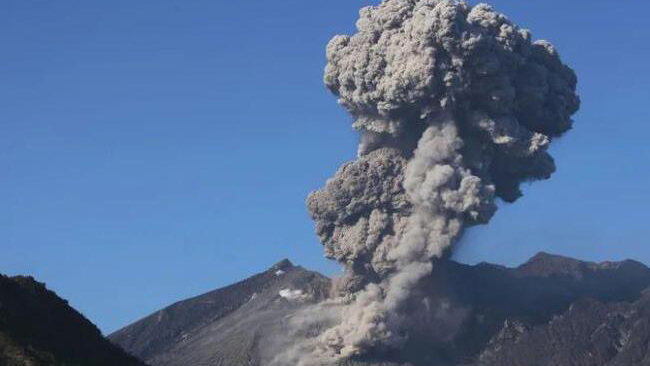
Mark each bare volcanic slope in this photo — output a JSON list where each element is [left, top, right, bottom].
[[0, 274, 147, 366], [110, 253, 650, 366], [109, 260, 330, 366]]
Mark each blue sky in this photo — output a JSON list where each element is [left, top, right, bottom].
[[1, 0, 649, 334]]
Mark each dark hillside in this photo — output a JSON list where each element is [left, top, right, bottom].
[[0, 274, 146, 366]]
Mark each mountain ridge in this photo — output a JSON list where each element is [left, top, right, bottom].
[[109, 252, 650, 366], [515, 251, 648, 278]]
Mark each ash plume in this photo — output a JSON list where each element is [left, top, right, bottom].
[[284, 0, 579, 364]]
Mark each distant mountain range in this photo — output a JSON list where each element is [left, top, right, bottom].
[[0, 274, 146, 366], [4, 253, 650, 366], [107, 253, 650, 366]]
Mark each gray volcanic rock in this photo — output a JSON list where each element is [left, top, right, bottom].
[[109, 254, 650, 366], [110, 260, 330, 366], [471, 290, 650, 366]]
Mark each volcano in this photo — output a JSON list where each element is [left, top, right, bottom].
[[108, 253, 650, 366]]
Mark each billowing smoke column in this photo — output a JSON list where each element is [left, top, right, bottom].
[[304, 0, 579, 361]]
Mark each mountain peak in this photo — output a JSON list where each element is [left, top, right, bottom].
[[516, 251, 584, 277], [528, 251, 575, 263], [270, 258, 294, 271]]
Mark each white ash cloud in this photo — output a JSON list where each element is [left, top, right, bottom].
[[295, 0, 579, 364]]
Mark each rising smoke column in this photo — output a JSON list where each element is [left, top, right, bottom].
[[304, 0, 579, 361]]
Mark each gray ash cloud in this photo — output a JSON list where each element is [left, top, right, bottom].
[[294, 0, 579, 363]]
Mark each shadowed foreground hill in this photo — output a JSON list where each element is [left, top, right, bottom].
[[110, 253, 650, 366], [0, 274, 147, 366]]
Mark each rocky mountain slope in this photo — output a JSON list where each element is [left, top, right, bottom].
[[109, 259, 330, 366], [470, 292, 650, 366], [110, 253, 650, 366], [0, 274, 147, 366]]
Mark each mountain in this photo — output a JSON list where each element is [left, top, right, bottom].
[[0, 274, 147, 366], [109, 253, 650, 366], [109, 259, 330, 366]]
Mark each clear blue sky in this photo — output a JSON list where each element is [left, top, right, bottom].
[[1, 0, 649, 334]]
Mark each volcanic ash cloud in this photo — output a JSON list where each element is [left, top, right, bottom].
[[300, 0, 578, 362]]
